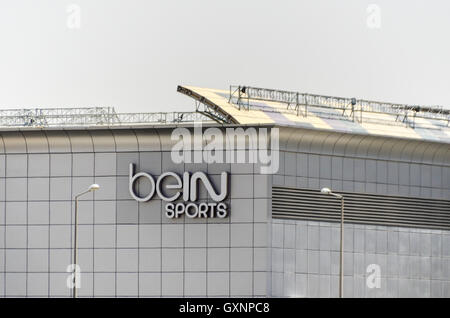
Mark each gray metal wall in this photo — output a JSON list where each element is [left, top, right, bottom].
[[271, 219, 450, 297], [0, 128, 271, 297], [275, 128, 450, 199], [1, 127, 449, 297], [269, 128, 450, 297]]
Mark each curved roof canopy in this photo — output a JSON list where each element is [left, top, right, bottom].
[[178, 85, 450, 144]]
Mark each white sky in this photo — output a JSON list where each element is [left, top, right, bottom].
[[0, 0, 449, 113]]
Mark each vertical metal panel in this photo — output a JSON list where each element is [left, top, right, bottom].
[[331, 133, 353, 157], [321, 133, 343, 156], [366, 137, 385, 158], [111, 129, 138, 152], [432, 146, 450, 166], [67, 130, 94, 152], [355, 135, 374, 157], [0, 133, 5, 154], [297, 131, 315, 153], [90, 130, 116, 152], [22, 131, 49, 153], [377, 139, 398, 160], [157, 128, 178, 151], [284, 128, 300, 151], [1, 132, 27, 153], [44, 130, 71, 153], [343, 134, 365, 157], [134, 128, 162, 151], [309, 132, 330, 154]]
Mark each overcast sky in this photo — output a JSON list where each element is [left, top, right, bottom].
[[0, 0, 449, 113]]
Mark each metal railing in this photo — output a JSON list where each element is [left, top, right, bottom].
[[0, 107, 213, 128], [229, 85, 450, 129]]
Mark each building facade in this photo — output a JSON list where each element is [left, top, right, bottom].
[[1, 85, 450, 297], [271, 128, 450, 297], [0, 127, 272, 297], [0, 125, 449, 297]]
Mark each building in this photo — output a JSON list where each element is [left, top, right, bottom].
[[0, 85, 449, 297]]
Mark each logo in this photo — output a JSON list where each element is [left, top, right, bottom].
[[366, 264, 381, 289], [129, 164, 229, 218], [366, 4, 381, 29], [66, 264, 81, 289], [66, 4, 81, 29], [171, 125, 279, 174]]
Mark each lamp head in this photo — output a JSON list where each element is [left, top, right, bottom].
[[88, 184, 100, 192], [321, 187, 343, 199]]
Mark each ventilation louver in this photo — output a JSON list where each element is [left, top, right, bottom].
[[272, 186, 450, 230]]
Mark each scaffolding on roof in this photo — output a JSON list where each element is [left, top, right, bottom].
[[0, 107, 213, 128], [229, 85, 450, 129]]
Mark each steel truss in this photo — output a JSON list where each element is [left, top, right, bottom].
[[229, 85, 450, 129], [177, 86, 236, 124], [0, 107, 212, 128]]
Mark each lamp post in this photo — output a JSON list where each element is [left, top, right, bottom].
[[321, 187, 344, 298], [73, 184, 100, 298]]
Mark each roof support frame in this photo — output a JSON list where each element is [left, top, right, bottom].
[[228, 85, 450, 130]]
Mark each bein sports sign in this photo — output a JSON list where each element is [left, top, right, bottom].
[[129, 164, 228, 219]]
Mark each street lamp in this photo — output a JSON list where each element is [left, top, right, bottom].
[[73, 184, 100, 298], [320, 187, 344, 298]]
